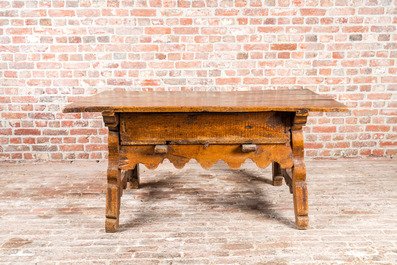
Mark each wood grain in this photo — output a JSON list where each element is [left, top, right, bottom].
[[120, 112, 289, 145], [103, 112, 122, 233], [67, 90, 349, 232], [291, 110, 309, 230], [119, 144, 294, 171], [126, 164, 140, 189], [272, 162, 283, 186], [63, 89, 348, 113]]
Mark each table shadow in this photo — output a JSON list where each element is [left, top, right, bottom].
[[120, 167, 295, 231]]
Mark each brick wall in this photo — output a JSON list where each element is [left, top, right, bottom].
[[0, 0, 396, 161]]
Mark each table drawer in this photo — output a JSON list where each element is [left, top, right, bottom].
[[120, 112, 289, 145]]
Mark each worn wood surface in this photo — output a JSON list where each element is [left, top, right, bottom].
[[241, 144, 257, 153], [154, 145, 168, 154], [63, 89, 348, 113], [126, 164, 140, 189], [63, 90, 348, 232], [291, 110, 309, 229], [119, 144, 294, 171], [272, 162, 283, 186], [103, 112, 122, 233], [120, 112, 289, 145]]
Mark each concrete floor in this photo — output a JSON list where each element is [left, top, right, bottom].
[[0, 159, 396, 264]]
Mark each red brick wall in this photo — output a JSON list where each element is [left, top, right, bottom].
[[1, 1, 396, 161]]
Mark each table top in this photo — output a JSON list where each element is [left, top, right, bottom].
[[63, 89, 348, 113]]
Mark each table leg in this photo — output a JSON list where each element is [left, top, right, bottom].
[[291, 110, 309, 230], [121, 170, 128, 190], [105, 130, 121, 233], [128, 164, 140, 189], [272, 162, 283, 186]]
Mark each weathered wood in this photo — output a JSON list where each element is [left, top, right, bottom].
[[120, 112, 289, 145], [154, 145, 168, 154], [119, 144, 294, 170], [63, 90, 348, 232], [282, 168, 293, 193], [105, 129, 121, 233], [128, 164, 140, 189], [121, 170, 128, 190], [242, 144, 257, 153], [63, 89, 349, 113], [103, 112, 122, 233], [122, 165, 140, 189], [102, 110, 119, 130], [272, 162, 283, 186], [291, 110, 309, 230]]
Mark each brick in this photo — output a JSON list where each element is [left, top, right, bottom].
[[353, 76, 377, 84], [131, 9, 156, 16], [121, 62, 146, 69], [145, 27, 171, 34], [216, 78, 241, 85], [381, 76, 397, 83], [342, 26, 367, 33], [6, 28, 32, 35], [60, 144, 84, 151], [173, 27, 199, 35], [70, 129, 97, 135], [312, 126, 337, 133], [0, 129, 12, 135], [358, 7, 384, 15], [48, 10, 75, 17], [271, 77, 296, 84], [2, 113, 27, 119], [28, 113, 55, 120], [14, 129, 41, 135], [102, 9, 129, 17], [243, 8, 268, 16], [329, 8, 355, 16], [5, 145, 30, 152], [37, 62, 62, 69], [367, 94, 392, 100], [85, 144, 108, 152], [300, 8, 326, 16], [258, 26, 283, 33], [175, 61, 200, 68], [32, 145, 58, 152], [270, 44, 297, 50], [243, 78, 268, 85], [43, 129, 68, 135], [371, 26, 396, 32], [349, 34, 362, 41], [76, 9, 100, 17], [366, 125, 390, 132]]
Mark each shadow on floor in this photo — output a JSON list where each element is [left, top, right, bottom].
[[120, 167, 295, 231]]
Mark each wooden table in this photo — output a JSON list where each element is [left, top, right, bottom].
[[63, 89, 348, 232]]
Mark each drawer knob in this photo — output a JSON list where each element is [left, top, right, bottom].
[[154, 145, 168, 154], [242, 144, 257, 153]]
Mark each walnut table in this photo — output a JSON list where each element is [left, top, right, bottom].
[[63, 89, 348, 232]]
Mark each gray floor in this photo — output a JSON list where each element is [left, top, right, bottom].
[[0, 159, 396, 264]]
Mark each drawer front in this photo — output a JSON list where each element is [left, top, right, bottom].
[[120, 112, 289, 145]]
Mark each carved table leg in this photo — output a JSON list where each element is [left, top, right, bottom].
[[291, 110, 309, 230], [272, 162, 283, 186], [128, 164, 140, 189], [105, 130, 121, 232], [103, 111, 122, 233]]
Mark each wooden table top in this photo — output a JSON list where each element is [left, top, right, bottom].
[[63, 89, 348, 113]]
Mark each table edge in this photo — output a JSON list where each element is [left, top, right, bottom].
[[62, 105, 349, 113]]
